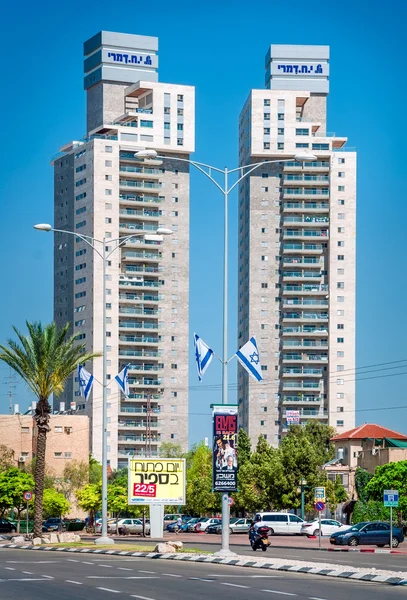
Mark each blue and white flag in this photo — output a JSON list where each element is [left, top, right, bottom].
[[235, 336, 263, 382], [115, 365, 130, 397], [78, 365, 94, 401], [194, 333, 213, 382]]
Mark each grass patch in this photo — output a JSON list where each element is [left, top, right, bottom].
[[51, 542, 211, 554]]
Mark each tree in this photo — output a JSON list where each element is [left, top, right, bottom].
[[355, 467, 374, 503], [108, 480, 128, 534], [159, 442, 183, 458], [237, 427, 251, 466], [365, 460, 407, 517], [185, 443, 220, 515], [352, 500, 390, 524], [0, 467, 34, 531], [42, 488, 70, 518], [76, 483, 102, 530], [0, 445, 15, 471], [0, 321, 100, 538], [89, 456, 103, 484], [59, 460, 90, 501]]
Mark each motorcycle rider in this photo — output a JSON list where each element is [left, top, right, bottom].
[[249, 513, 268, 545]]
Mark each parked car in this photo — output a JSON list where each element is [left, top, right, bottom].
[[0, 518, 17, 533], [114, 518, 150, 535], [206, 522, 222, 534], [230, 518, 253, 534], [330, 521, 404, 548], [95, 518, 116, 533], [301, 519, 347, 537], [255, 512, 305, 535], [42, 518, 66, 532], [186, 518, 201, 532], [166, 518, 194, 533], [195, 517, 221, 532]]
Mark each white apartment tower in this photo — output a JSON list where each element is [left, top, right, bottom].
[[238, 45, 356, 447], [52, 31, 194, 469]]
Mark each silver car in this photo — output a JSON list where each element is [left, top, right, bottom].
[[109, 518, 150, 535], [229, 518, 252, 534]]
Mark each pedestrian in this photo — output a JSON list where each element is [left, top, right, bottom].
[[176, 516, 182, 535]]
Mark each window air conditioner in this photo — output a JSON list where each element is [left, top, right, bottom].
[[18, 456, 26, 463]]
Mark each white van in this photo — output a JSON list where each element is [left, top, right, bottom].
[[256, 512, 305, 535]]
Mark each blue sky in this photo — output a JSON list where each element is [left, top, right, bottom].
[[0, 0, 406, 445]]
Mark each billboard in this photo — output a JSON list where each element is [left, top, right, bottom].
[[128, 458, 186, 505], [212, 405, 238, 493], [286, 410, 300, 425]]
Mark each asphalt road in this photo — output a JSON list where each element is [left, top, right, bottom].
[[0, 548, 405, 600], [88, 535, 407, 573]]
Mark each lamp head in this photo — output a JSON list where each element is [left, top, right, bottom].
[[34, 223, 52, 231], [293, 153, 317, 162], [155, 228, 173, 236], [134, 150, 158, 159]]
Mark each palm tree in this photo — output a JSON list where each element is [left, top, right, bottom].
[[0, 321, 100, 538]]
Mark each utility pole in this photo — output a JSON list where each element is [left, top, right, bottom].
[[142, 390, 152, 537], [4, 369, 16, 414]]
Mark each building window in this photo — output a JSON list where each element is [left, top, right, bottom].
[[261, 186, 268, 192], [264, 113, 270, 120], [336, 420, 344, 427], [260, 420, 265, 426], [75, 164, 86, 173], [105, 160, 112, 167], [337, 392, 344, 399], [338, 213, 345, 220], [337, 365, 344, 371], [337, 324, 344, 329], [261, 283, 268, 288], [164, 122, 170, 130], [337, 379, 344, 385], [105, 189, 112, 196], [261, 365, 267, 371], [264, 128, 270, 134], [296, 128, 309, 136], [337, 282, 344, 289], [76, 206, 86, 215], [337, 406, 344, 412], [277, 142, 284, 150], [171, 363, 177, 369], [337, 337, 344, 343], [278, 128, 284, 135], [264, 99, 270, 106], [338, 255, 344, 260], [54, 452, 63, 458], [75, 291, 86, 299], [140, 120, 153, 128], [312, 143, 329, 150], [338, 199, 345, 205], [338, 158, 345, 164], [278, 113, 284, 120], [338, 227, 345, 233], [21, 427, 30, 433], [261, 255, 268, 261], [75, 179, 86, 187], [337, 268, 344, 275], [105, 174, 112, 181], [105, 146, 113, 153], [263, 142, 270, 150], [338, 241, 344, 248], [75, 277, 86, 285], [177, 94, 184, 102], [296, 143, 309, 148], [105, 217, 112, 224], [177, 123, 183, 131], [338, 186, 345, 191], [337, 296, 344, 302], [177, 139, 184, 146], [338, 172, 345, 178], [75, 192, 86, 201], [105, 203, 112, 210]]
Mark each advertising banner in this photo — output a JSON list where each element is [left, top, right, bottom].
[[128, 458, 186, 505], [212, 405, 238, 492], [286, 410, 300, 425]]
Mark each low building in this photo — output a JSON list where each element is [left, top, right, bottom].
[[322, 424, 407, 499], [0, 413, 89, 474]]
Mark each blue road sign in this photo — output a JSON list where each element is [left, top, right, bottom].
[[384, 489, 399, 507], [315, 501, 325, 512]]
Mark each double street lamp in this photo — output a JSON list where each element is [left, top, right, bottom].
[[34, 223, 172, 544], [135, 149, 317, 555]]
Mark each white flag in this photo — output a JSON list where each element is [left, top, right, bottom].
[[115, 365, 130, 397], [194, 333, 213, 381], [78, 365, 94, 400], [235, 336, 263, 382]]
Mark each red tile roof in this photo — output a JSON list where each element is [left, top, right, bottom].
[[331, 423, 407, 441]]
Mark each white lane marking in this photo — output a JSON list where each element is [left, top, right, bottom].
[[6, 561, 58, 564], [88, 576, 159, 580], [0, 578, 52, 582], [222, 583, 249, 589], [82, 561, 96, 565], [309, 597, 328, 600], [208, 574, 280, 578], [138, 570, 156, 574], [117, 567, 133, 571], [99, 564, 113, 568], [190, 577, 214, 582], [66, 580, 83, 585], [22, 571, 33, 574], [262, 591, 297, 597], [97, 588, 121, 593], [66, 559, 80, 563], [131, 596, 157, 600], [41, 575, 54, 579], [163, 573, 182, 577], [5, 567, 15, 570]]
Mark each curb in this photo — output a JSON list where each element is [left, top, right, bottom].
[[0, 543, 406, 586]]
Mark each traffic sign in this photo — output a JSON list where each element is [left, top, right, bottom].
[[227, 496, 234, 506], [23, 491, 32, 501], [315, 501, 325, 512], [384, 489, 399, 507], [314, 487, 325, 502]]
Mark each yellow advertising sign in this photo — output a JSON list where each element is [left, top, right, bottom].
[[128, 458, 186, 505]]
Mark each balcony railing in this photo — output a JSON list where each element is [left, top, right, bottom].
[[283, 284, 328, 292], [119, 223, 158, 232], [120, 209, 161, 218], [128, 378, 162, 386], [283, 381, 321, 388], [119, 349, 161, 357], [120, 180, 162, 189], [119, 321, 159, 329], [283, 354, 328, 361], [283, 326, 328, 334], [284, 189, 329, 196], [119, 293, 161, 302], [283, 340, 329, 348], [283, 299, 328, 306], [283, 395, 322, 403], [119, 280, 161, 288], [283, 409, 328, 417], [119, 335, 159, 343], [125, 266, 161, 274], [119, 194, 163, 204], [119, 166, 162, 175], [123, 251, 162, 260], [119, 307, 159, 315], [128, 364, 163, 372], [283, 216, 329, 224], [119, 407, 160, 414], [283, 312, 328, 320], [283, 272, 322, 279], [283, 368, 323, 375], [283, 257, 323, 265], [284, 230, 329, 238], [284, 161, 330, 168], [284, 202, 329, 210], [284, 175, 329, 182]]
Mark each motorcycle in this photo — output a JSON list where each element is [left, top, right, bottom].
[[250, 525, 270, 552]]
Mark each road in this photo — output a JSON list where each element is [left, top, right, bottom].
[[86, 534, 407, 573], [0, 548, 405, 600]]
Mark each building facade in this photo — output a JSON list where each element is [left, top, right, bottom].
[[52, 31, 194, 469], [238, 45, 356, 447]]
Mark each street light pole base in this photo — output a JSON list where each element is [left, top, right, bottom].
[[214, 548, 238, 558], [95, 536, 115, 545]]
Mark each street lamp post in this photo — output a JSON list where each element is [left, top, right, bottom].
[[135, 150, 317, 555], [34, 223, 172, 544]]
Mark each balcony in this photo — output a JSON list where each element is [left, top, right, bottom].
[[282, 326, 328, 335], [283, 243, 324, 254], [128, 364, 162, 372], [119, 293, 161, 303], [283, 175, 329, 185], [119, 223, 159, 234], [282, 340, 328, 349], [282, 312, 328, 322], [283, 257, 323, 266], [283, 188, 330, 199], [282, 299, 329, 309], [119, 278, 161, 289], [283, 284, 328, 295], [119, 335, 159, 344], [119, 180, 162, 191], [119, 194, 163, 205], [119, 166, 162, 178], [282, 367, 323, 377], [119, 407, 160, 415], [124, 265, 161, 275], [122, 251, 162, 261], [117, 418, 158, 427], [282, 271, 323, 281], [119, 321, 159, 330], [119, 307, 159, 316], [283, 161, 330, 172], [128, 378, 162, 387], [283, 216, 329, 226], [283, 230, 329, 240], [282, 395, 323, 404], [120, 208, 161, 219], [283, 409, 328, 418], [118, 436, 159, 443], [119, 349, 161, 358], [282, 354, 328, 363], [283, 202, 329, 213]]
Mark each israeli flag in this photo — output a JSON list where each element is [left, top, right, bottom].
[[194, 333, 213, 381], [78, 365, 94, 401], [115, 365, 130, 397], [235, 336, 263, 382]]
